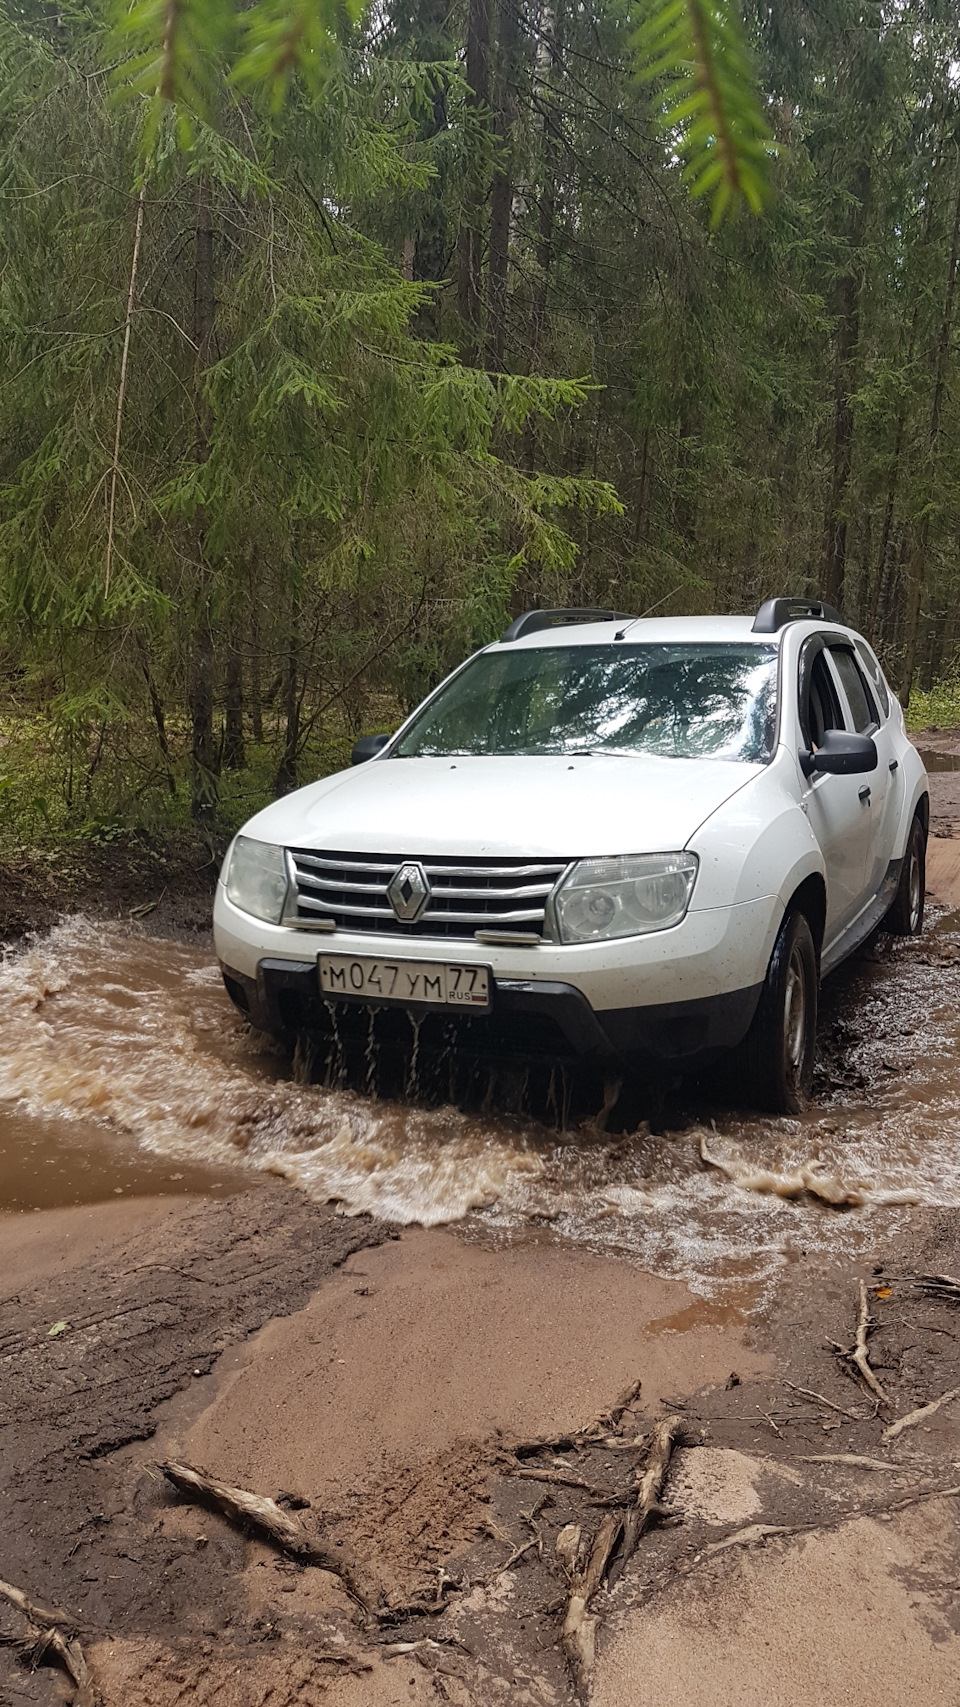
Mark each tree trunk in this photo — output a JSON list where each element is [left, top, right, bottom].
[[901, 172, 960, 705], [457, 0, 491, 361], [223, 637, 245, 770], [274, 626, 300, 796], [867, 142, 941, 643], [410, 0, 453, 336], [820, 160, 870, 614], [485, 0, 521, 369], [189, 173, 219, 823], [249, 591, 264, 743]]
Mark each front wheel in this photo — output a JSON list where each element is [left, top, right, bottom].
[[882, 812, 926, 937], [728, 910, 818, 1114]]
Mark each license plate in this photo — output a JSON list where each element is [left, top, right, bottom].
[[318, 954, 490, 1010]]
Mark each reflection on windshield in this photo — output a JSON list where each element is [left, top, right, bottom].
[[396, 642, 778, 762]]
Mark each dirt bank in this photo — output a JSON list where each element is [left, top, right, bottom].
[[4, 1193, 960, 1707]]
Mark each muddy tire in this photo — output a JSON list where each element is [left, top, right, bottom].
[[728, 910, 818, 1115], [882, 812, 926, 937]]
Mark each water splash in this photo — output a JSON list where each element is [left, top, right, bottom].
[[4, 916, 960, 1292]]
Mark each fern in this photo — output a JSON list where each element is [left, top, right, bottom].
[[634, 0, 775, 223]]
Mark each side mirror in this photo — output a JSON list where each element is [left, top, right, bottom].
[[351, 732, 392, 765], [799, 729, 878, 778]]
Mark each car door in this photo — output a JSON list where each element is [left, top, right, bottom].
[[852, 636, 907, 894], [797, 638, 875, 944], [827, 641, 900, 900]]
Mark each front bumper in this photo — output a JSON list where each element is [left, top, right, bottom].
[[219, 957, 763, 1071], [214, 883, 778, 1071]]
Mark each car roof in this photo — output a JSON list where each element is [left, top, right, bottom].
[[488, 614, 850, 650]]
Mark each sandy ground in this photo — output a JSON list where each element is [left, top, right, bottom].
[[5, 1191, 960, 1707]]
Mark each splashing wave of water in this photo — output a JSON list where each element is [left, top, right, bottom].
[[4, 915, 960, 1292]]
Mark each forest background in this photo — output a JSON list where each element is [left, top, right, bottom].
[[3, 0, 960, 849]]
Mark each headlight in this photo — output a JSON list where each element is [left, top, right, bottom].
[[554, 853, 698, 942], [223, 835, 289, 923]]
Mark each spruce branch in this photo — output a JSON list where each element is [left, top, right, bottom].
[[633, 0, 775, 224]]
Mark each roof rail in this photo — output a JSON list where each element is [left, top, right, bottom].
[[752, 597, 842, 634], [500, 607, 635, 643]]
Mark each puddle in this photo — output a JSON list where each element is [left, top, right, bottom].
[[0, 1110, 245, 1212], [916, 748, 960, 773], [2, 914, 960, 1294]]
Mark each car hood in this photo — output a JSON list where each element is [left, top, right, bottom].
[[238, 754, 761, 859]]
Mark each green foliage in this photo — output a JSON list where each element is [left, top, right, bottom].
[[904, 680, 960, 735], [634, 0, 776, 222]]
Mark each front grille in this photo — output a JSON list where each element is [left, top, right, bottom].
[[287, 849, 569, 940]]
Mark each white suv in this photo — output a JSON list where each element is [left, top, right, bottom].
[[214, 600, 928, 1113]]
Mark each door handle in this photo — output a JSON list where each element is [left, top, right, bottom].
[[859, 785, 871, 802], [889, 759, 899, 772]]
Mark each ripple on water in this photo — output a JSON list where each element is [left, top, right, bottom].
[[2, 916, 960, 1295]]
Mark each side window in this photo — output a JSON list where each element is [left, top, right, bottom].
[[803, 649, 845, 748], [829, 646, 879, 734], [853, 638, 891, 718]]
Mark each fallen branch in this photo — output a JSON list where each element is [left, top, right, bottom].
[[706, 1523, 799, 1554], [160, 1461, 372, 1611], [882, 1387, 960, 1443], [585, 1378, 644, 1439], [800, 1455, 902, 1471], [504, 1465, 605, 1493], [560, 1511, 621, 1703], [783, 1381, 862, 1421], [557, 1417, 682, 1700], [0, 1579, 95, 1707], [834, 1281, 889, 1404], [0, 1581, 71, 1629], [608, 1413, 683, 1587]]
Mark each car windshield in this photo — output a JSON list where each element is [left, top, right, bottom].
[[395, 641, 779, 762]]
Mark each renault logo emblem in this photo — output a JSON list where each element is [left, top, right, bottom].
[[387, 861, 430, 923]]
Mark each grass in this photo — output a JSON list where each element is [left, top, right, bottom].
[[905, 679, 960, 733]]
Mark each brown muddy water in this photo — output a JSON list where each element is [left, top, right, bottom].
[[2, 914, 960, 1294]]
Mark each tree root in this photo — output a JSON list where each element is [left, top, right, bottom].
[[0, 1578, 96, 1707], [559, 1415, 683, 1701], [160, 1460, 373, 1612], [833, 1280, 889, 1404], [882, 1387, 960, 1442]]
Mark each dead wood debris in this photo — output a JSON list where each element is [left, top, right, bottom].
[[882, 1386, 960, 1442], [800, 1454, 903, 1471], [905, 1273, 960, 1302], [159, 1461, 373, 1612], [559, 1415, 682, 1702], [504, 1464, 607, 1494], [0, 1578, 96, 1707], [832, 1280, 889, 1404], [783, 1380, 862, 1421], [705, 1523, 798, 1554]]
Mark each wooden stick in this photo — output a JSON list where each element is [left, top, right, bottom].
[[0, 1580, 71, 1629], [783, 1380, 862, 1421], [160, 1461, 372, 1611], [504, 1465, 604, 1493], [800, 1454, 903, 1471], [0, 1580, 95, 1707], [882, 1387, 960, 1442], [850, 1280, 889, 1404], [560, 1511, 622, 1703], [609, 1414, 683, 1586]]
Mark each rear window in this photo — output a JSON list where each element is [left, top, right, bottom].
[[395, 642, 779, 763], [830, 646, 879, 734], [853, 639, 891, 718]]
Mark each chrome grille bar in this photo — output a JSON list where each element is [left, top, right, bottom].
[[286, 849, 569, 940]]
